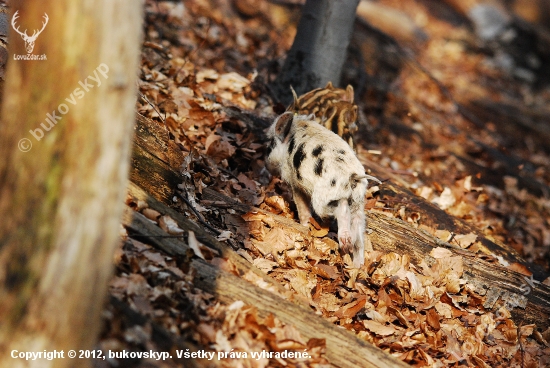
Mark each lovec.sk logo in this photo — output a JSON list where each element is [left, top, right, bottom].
[[11, 10, 48, 60]]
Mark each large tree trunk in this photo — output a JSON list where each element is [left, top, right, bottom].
[[0, 1, 142, 366], [272, 0, 360, 104]]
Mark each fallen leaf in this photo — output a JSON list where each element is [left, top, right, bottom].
[[432, 187, 456, 210], [430, 247, 453, 258], [188, 230, 205, 260], [454, 233, 477, 248], [158, 215, 184, 235], [196, 68, 219, 83], [363, 320, 397, 336]]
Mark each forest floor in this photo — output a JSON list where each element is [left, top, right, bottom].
[[95, 0, 550, 367]]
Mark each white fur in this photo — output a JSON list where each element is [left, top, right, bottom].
[[266, 112, 379, 267]]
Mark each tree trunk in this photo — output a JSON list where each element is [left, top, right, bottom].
[[0, 1, 143, 366], [272, 0, 360, 104]]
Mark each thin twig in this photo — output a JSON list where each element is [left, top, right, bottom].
[[139, 91, 166, 123]]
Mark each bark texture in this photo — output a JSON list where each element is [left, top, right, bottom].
[[273, 0, 360, 104], [0, 1, 143, 366]]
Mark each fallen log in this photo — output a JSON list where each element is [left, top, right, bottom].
[[122, 201, 409, 368]]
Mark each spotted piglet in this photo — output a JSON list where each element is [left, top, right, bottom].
[[265, 112, 380, 267]]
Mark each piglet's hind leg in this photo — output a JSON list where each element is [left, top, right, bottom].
[[293, 189, 313, 226], [334, 199, 353, 255]]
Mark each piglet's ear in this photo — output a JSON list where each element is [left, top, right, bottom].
[[345, 85, 354, 103], [289, 86, 299, 110], [274, 112, 294, 139]]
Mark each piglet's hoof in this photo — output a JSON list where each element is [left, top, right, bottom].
[[339, 232, 353, 254]]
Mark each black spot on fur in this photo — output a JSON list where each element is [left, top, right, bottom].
[[297, 171, 302, 181], [328, 200, 339, 207], [288, 135, 295, 154], [312, 145, 324, 157], [314, 158, 324, 176], [293, 143, 306, 171], [338, 149, 346, 155], [348, 197, 352, 206], [266, 139, 275, 156], [330, 179, 336, 186], [336, 156, 344, 162]]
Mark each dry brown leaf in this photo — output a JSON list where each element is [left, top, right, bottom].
[[216, 72, 250, 92], [432, 187, 456, 210], [454, 233, 477, 248], [434, 230, 452, 243], [204, 134, 237, 162], [507, 262, 533, 277], [313, 264, 339, 280], [286, 269, 316, 299], [314, 293, 341, 312], [188, 230, 205, 260], [430, 247, 453, 259], [434, 301, 452, 318], [426, 308, 441, 330], [253, 258, 278, 273], [335, 297, 367, 319], [309, 221, 329, 238], [158, 215, 184, 235], [196, 68, 219, 83], [141, 208, 161, 221], [252, 227, 294, 257], [362, 320, 397, 336]]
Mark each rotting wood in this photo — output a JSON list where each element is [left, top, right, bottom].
[[122, 204, 409, 368], [130, 113, 184, 204]]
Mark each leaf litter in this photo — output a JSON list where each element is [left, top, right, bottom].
[[99, 0, 550, 367]]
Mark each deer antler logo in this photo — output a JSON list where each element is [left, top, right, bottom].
[[11, 10, 49, 54]]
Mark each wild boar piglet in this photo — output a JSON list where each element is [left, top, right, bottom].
[[266, 112, 380, 267]]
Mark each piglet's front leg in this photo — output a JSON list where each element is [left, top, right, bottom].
[[351, 210, 366, 267], [293, 188, 313, 226], [333, 198, 353, 255]]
